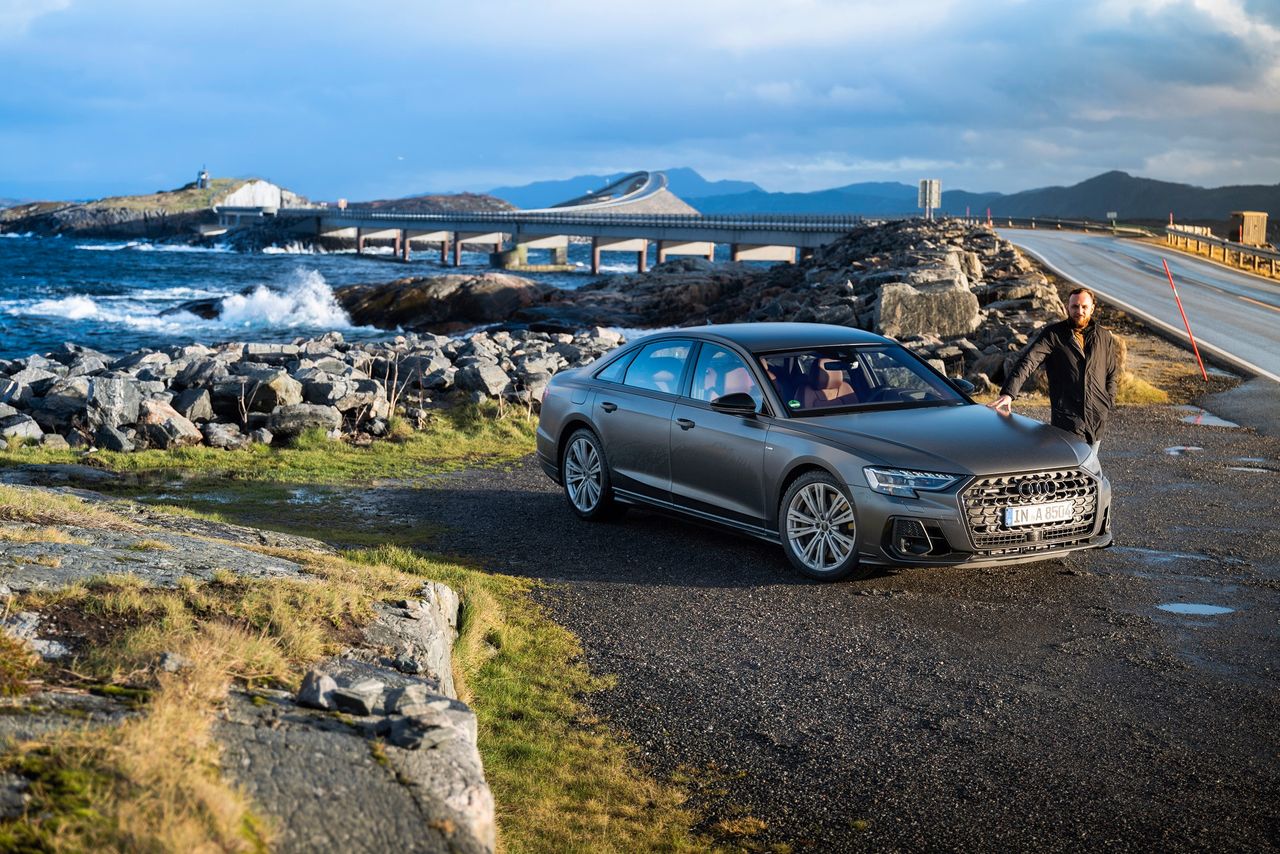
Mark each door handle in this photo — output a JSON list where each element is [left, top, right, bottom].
[[676, 418, 696, 430], [601, 402, 617, 413]]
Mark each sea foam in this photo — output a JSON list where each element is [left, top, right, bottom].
[[214, 270, 356, 330]]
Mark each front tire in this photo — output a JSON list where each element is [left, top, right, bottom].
[[561, 429, 618, 520], [780, 471, 870, 581]]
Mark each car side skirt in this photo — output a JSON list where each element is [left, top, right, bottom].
[[613, 487, 783, 544]]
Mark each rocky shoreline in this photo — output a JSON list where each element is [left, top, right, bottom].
[[0, 327, 622, 453]]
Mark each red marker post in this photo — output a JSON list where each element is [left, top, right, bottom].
[[1162, 258, 1208, 381]]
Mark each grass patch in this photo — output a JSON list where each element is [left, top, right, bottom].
[[1116, 372, 1170, 405], [0, 525, 88, 545], [0, 403, 537, 485], [0, 485, 136, 531], [0, 633, 38, 697], [127, 539, 174, 552]]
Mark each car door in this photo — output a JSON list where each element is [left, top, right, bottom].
[[669, 343, 771, 527], [591, 339, 692, 501]]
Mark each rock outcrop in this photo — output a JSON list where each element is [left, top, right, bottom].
[[0, 328, 621, 452]]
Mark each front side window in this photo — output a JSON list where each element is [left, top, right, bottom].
[[689, 345, 764, 408], [760, 346, 963, 414], [622, 340, 692, 394]]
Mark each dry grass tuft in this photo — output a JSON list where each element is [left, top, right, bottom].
[[0, 525, 88, 545], [1116, 372, 1170, 405], [0, 633, 38, 697], [127, 539, 174, 552], [0, 485, 136, 532]]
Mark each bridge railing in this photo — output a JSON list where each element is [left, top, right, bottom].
[[275, 207, 866, 233], [1164, 226, 1280, 280]]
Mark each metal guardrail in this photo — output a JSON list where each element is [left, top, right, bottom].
[[1164, 226, 1280, 279], [267, 207, 866, 233], [996, 216, 1159, 236]]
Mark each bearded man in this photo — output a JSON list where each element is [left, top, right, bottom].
[[988, 286, 1119, 451]]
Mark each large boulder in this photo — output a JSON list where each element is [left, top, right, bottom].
[[94, 424, 134, 452], [334, 273, 554, 334], [36, 376, 92, 422], [212, 369, 302, 415], [87, 376, 142, 430], [455, 364, 511, 398], [0, 414, 43, 442], [201, 421, 248, 450], [2, 368, 58, 406], [874, 282, 982, 339], [171, 388, 214, 422], [138, 399, 203, 449], [266, 404, 341, 440]]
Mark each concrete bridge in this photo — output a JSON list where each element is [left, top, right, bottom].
[[214, 171, 863, 274]]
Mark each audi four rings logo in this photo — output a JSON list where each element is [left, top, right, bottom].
[[1018, 480, 1058, 498]]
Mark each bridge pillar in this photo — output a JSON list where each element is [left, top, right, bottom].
[[592, 236, 649, 275], [441, 239, 450, 265], [730, 243, 797, 264], [453, 232, 506, 267], [656, 240, 715, 264], [356, 228, 365, 255]]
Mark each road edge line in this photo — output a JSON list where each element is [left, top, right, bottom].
[[1013, 242, 1280, 386]]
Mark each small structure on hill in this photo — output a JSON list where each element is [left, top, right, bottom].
[[197, 166, 210, 189], [1230, 211, 1268, 246]]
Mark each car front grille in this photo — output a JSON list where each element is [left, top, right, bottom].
[[960, 468, 1098, 551]]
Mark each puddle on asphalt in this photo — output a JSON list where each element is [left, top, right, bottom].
[[1164, 446, 1204, 456], [1174, 405, 1240, 428], [1113, 546, 1219, 565], [1157, 603, 1235, 616], [1226, 466, 1271, 473], [1234, 457, 1267, 464]]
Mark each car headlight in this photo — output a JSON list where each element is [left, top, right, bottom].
[[864, 467, 961, 498]]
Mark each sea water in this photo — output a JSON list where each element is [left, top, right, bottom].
[[0, 234, 675, 360]]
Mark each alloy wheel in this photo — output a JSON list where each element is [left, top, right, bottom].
[[565, 436, 603, 512], [786, 482, 857, 573]]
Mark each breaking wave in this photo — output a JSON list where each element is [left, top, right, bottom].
[[215, 270, 356, 329], [75, 240, 231, 253], [5, 270, 356, 334]]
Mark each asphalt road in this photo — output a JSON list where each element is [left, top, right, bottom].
[[381, 404, 1280, 852], [998, 230, 1280, 383]]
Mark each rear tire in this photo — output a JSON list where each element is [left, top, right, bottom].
[[779, 471, 870, 581], [561, 428, 619, 521]]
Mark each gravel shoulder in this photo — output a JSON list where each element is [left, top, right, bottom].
[[387, 402, 1280, 851]]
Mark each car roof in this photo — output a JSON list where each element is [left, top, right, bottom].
[[632, 322, 892, 353]]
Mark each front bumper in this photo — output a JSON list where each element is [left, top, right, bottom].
[[850, 469, 1113, 568]]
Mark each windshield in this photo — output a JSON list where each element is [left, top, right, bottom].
[[759, 346, 966, 415]]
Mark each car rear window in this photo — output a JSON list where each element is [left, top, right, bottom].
[[623, 341, 692, 394]]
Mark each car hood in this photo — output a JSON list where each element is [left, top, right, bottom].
[[778, 403, 1086, 475]]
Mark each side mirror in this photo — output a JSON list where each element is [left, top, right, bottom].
[[710, 392, 758, 417], [950, 377, 976, 395]]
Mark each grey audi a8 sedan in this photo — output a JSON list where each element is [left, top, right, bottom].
[[536, 323, 1112, 580]]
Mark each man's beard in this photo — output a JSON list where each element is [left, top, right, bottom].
[[1071, 315, 1091, 330]]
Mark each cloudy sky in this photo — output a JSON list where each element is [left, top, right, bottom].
[[1, 0, 1277, 201]]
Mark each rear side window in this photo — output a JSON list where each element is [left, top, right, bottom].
[[623, 340, 691, 394], [595, 353, 632, 383]]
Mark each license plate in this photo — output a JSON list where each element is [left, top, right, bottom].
[[1004, 499, 1075, 527]]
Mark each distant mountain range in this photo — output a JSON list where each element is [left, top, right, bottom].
[[486, 169, 1280, 223], [487, 167, 763, 209]]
